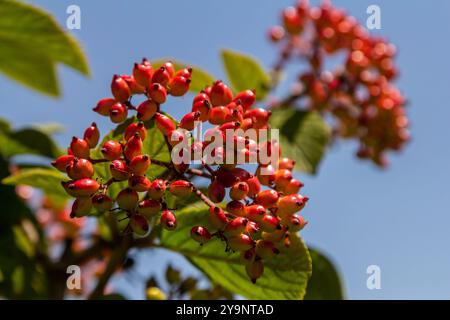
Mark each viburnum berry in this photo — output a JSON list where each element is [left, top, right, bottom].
[[282, 6, 303, 35], [169, 75, 191, 97], [229, 182, 249, 200], [66, 158, 94, 180], [223, 217, 248, 237], [111, 75, 131, 102], [245, 221, 260, 235], [226, 200, 246, 217], [122, 75, 145, 94], [246, 176, 261, 197], [51, 155, 74, 172], [101, 140, 122, 161], [255, 189, 279, 208], [169, 180, 193, 198], [255, 240, 279, 260], [190, 226, 211, 245], [161, 210, 177, 230], [137, 199, 161, 218], [283, 178, 303, 195], [128, 154, 151, 175], [260, 214, 281, 232], [179, 111, 201, 131], [93, 98, 115, 116], [92, 194, 113, 212], [208, 206, 228, 230], [274, 169, 293, 190], [246, 258, 264, 284], [124, 121, 147, 141], [137, 99, 158, 121], [70, 197, 92, 218], [192, 99, 211, 122], [133, 59, 153, 88], [154, 113, 176, 136], [277, 194, 309, 217], [256, 165, 275, 186], [148, 179, 166, 200], [227, 233, 254, 252], [209, 80, 233, 106], [233, 89, 256, 111], [151, 66, 171, 88], [208, 180, 226, 203], [63, 178, 100, 198], [128, 175, 151, 192], [245, 204, 266, 223], [70, 137, 90, 159], [286, 215, 307, 232], [117, 188, 139, 211], [148, 83, 167, 104], [130, 214, 150, 236], [110, 160, 129, 181], [124, 133, 143, 160], [109, 102, 128, 123], [208, 106, 232, 125], [83, 123, 100, 148]]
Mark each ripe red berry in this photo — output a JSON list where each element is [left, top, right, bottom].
[[255, 240, 279, 260], [148, 179, 166, 200], [179, 111, 200, 131], [124, 133, 143, 160], [244, 108, 271, 128], [209, 80, 233, 106], [110, 160, 129, 181], [175, 67, 192, 79], [167, 130, 186, 147], [284, 178, 303, 195], [278, 157, 296, 171], [154, 113, 176, 136], [133, 59, 153, 88], [101, 140, 122, 161], [71, 197, 92, 218], [83, 122, 100, 148], [70, 137, 90, 159], [137, 199, 161, 218], [233, 89, 256, 111], [124, 121, 147, 141], [287, 215, 307, 232], [92, 194, 113, 212], [111, 75, 131, 102], [148, 83, 167, 104], [209, 106, 232, 125], [245, 221, 260, 235], [256, 165, 275, 186], [246, 258, 264, 283], [161, 210, 177, 230], [117, 188, 139, 210], [169, 76, 191, 97], [216, 167, 240, 188], [128, 175, 151, 192], [152, 66, 171, 87], [122, 75, 145, 94], [193, 92, 210, 104], [208, 206, 228, 230], [51, 155, 74, 172], [66, 158, 94, 180], [137, 100, 158, 121], [109, 102, 128, 123], [191, 226, 211, 244], [282, 6, 303, 35], [130, 214, 150, 236], [93, 98, 115, 116], [224, 217, 248, 237], [208, 180, 226, 203], [246, 176, 261, 197], [162, 62, 175, 78], [227, 233, 254, 252], [229, 182, 249, 200], [192, 100, 210, 122], [260, 214, 281, 232], [63, 179, 100, 197], [255, 189, 279, 208], [245, 204, 266, 223], [226, 200, 246, 217], [169, 180, 193, 198], [129, 154, 151, 175], [274, 169, 293, 190], [277, 194, 308, 217]]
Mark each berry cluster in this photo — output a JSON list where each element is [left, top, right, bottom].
[[269, 1, 409, 166], [52, 58, 309, 283]]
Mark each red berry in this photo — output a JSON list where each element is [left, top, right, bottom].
[[175, 67, 192, 79], [224, 217, 248, 237], [277, 194, 308, 217], [154, 113, 176, 136], [255, 240, 279, 260], [152, 66, 171, 87], [227, 233, 254, 252], [191, 226, 211, 244], [117, 188, 139, 210], [246, 176, 261, 197], [124, 133, 143, 160], [287, 215, 307, 232], [101, 140, 122, 161], [208, 180, 226, 203], [83, 122, 100, 148], [148, 179, 166, 200], [284, 178, 303, 195], [92, 194, 113, 212], [51, 155, 74, 172], [233, 89, 256, 111], [179, 111, 200, 131], [71, 197, 92, 218], [245, 221, 260, 235], [66, 158, 94, 180], [256, 165, 275, 186], [122, 75, 145, 94], [208, 206, 228, 230], [137, 199, 161, 218], [129, 154, 151, 175], [110, 160, 129, 181], [128, 175, 151, 192], [244, 108, 271, 128], [130, 214, 150, 236], [125, 121, 147, 141], [93, 98, 115, 116], [70, 137, 90, 159], [162, 62, 175, 78], [169, 180, 193, 197], [161, 210, 177, 230], [63, 179, 100, 197], [268, 25, 285, 42], [111, 75, 131, 102], [169, 76, 191, 96], [209, 106, 232, 125], [192, 100, 210, 122], [109, 102, 128, 123], [209, 80, 233, 106], [148, 83, 167, 104], [226, 200, 246, 217], [260, 214, 281, 232], [133, 59, 153, 88], [193, 92, 210, 105], [229, 182, 249, 200], [245, 204, 266, 222], [255, 189, 279, 208], [278, 157, 296, 171], [282, 6, 303, 35], [167, 130, 186, 147], [216, 167, 240, 188], [137, 100, 158, 121]]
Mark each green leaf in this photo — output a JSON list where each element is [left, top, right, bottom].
[[0, 0, 89, 96], [304, 248, 345, 300], [159, 205, 312, 299], [221, 49, 271, 100], [269, 109, 331, 174], [152, 59, 215, 92], [2, 168, 69, 200]]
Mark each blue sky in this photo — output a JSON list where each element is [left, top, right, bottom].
[[2, 0, 450, 299]]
